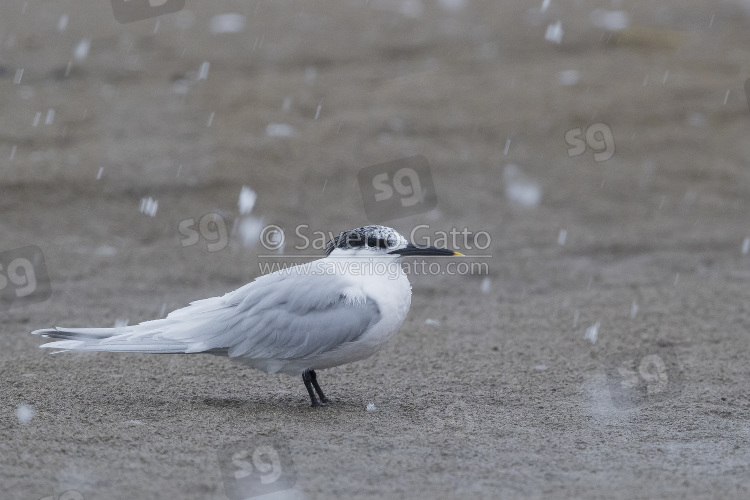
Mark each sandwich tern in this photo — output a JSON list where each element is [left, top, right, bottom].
[[32, 225, 462, 407]]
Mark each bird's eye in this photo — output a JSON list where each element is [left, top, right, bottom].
[[338, 233, 365, 249], [366, 236, 389, 249], [327, 230, 395, 253]]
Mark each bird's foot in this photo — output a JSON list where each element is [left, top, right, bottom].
[[303, 370, 329, 407]]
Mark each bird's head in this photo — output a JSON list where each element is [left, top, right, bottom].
[[325, 225, 463, 258]]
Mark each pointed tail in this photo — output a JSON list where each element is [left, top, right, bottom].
[[32, 326, 191, 353]]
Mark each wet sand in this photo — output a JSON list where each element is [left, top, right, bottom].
[[2, 1, 750, 498]]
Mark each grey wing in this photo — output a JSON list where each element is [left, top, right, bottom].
[[165, 264, 382, 360]]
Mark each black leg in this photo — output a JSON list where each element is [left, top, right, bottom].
[[309, 370, 329, 404], [302, 371, 322, 407]]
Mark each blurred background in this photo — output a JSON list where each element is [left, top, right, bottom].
[[2, 1, 750, 499]]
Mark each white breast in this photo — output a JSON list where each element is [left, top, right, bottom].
[[290, 254, 412, 372], [353, 260, 412, 346]]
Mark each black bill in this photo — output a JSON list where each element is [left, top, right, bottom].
[[389, 243, 463, 257]]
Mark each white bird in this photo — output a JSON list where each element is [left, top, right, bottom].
[[32, 225, 462, 407]]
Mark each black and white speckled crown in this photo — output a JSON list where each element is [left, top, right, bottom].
[[325, 225, 407, 256]]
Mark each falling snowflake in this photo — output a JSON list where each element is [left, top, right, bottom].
[[585, 322, 600, 344], [209, 14, 246, 34], [139, 197, 158, 217], [266, 123, 297, 138], [545, 21, 563, 44], [238, 186, 257, 215], [16, 404, 35, 424], [504, 164, 542, 207], [198, 61, 210, 80], [74, 38, 91, 61]]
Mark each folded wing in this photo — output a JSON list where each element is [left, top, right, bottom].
[[33, 262, 381, 361]]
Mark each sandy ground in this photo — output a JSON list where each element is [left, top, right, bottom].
[[2, 0, 750, 498]]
